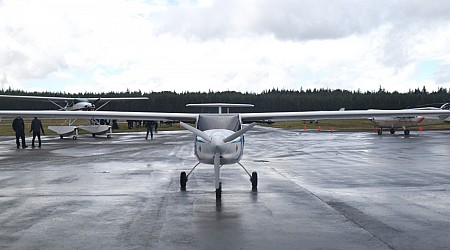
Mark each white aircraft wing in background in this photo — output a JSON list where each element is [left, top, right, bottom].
[[239, 109, 450, 122]]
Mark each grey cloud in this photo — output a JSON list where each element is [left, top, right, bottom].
[[253, 0, 387, 40], [1, 72, 8, 89], [156, 0, 450, 41], [1, 47, 68, 79], [0, 49, 27, 66], [432, 64, 450, 84]]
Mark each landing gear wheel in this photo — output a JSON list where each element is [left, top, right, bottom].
[[377, 129, 382, 135], [390, 128, 396, 134], [60, 135, 63, 139], [180, 171, 187, 191], [72, 136, 77, 140], [251, 171, 258, 191], [404, 129, 410, 135], [92, 134, 96, 137], [216, 182, 222, 199]]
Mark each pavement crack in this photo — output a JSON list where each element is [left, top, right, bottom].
[[270, 166, 398, 250], [326, 201, 399, 250]]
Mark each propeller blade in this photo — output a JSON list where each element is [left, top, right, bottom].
[[180, 122, 211, 143], [223, 122, 256, 143]]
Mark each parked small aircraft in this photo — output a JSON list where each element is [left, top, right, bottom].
[[0, 94, 148, 138], [1, 104, 450, 199], [369, 103, 450, 135]]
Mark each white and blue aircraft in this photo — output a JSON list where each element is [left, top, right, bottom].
[[1, 103, 450, 199]]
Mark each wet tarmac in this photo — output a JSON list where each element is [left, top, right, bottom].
[[1, 127, 450, 249]]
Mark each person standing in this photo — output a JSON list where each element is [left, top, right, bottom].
[[30, 117, 45, 148], [12, 116, 27, 149], [145, 120, 155, 140]]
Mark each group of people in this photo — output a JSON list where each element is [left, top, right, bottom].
[[10, 117, 157, 148], [12, 117, 45, 149]]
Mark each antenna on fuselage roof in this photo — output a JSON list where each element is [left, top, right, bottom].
[[186, 103, 254, 114]]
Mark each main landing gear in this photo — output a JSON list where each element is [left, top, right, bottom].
[[180, 162, 258, 199], [377, 128, 411, 135]]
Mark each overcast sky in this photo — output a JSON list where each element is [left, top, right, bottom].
[[1, 0, 450, 94]]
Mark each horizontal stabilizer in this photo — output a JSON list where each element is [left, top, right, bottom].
[[223, 123, 256, 143], [186, 103, 254, 108]]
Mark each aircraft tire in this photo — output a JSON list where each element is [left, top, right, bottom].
[[390, 128, 395, 134], [377, 129, 382, 135], [180, 171, 187, 191], [72, 136, 77, 140], [60, 135, 64, 139], [216, 182, 222, 199], [251, 172, 258, 191], [92, 134, 96, 137], [404, 129, 410, 135]]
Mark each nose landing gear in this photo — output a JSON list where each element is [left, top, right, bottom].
[[179, 161, 258, 199]]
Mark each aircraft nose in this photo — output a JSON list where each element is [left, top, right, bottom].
[[211, 135, 227, 153], [85, 103, 94, 110]]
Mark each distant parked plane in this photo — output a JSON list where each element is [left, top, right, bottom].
[[369, 103, 450, 135], [0, 94, 148, 139]]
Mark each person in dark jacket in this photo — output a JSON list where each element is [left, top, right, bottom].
[[12, 116, 27, 149], [145, 120, 155, 140], [30, 117, 45, 148]]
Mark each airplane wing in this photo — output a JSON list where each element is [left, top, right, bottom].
[[0, 110, 198, 122], [86, 97, 149, 102], [239, 109, 450, 122], [1, 109, 450, 123], [0, 95, 148, 102], [0, 94, 75, 102]]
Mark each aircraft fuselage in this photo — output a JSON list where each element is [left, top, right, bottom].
[[63, 101, 94, 111], [369, 116, 447, 128], [194, 129, 244, 165]]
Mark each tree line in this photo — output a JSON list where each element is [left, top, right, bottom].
[[1, 86, 450, 113]]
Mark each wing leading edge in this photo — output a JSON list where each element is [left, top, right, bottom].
[[240, 109, 450, 122], [0, 95, 148, 102], [1, 109, 450, 123], [0, 110, 198, 122]]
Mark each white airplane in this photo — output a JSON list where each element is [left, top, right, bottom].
[[369, 103, 450, 135], [0, 94, 148, 139], [0, 94, 148, 111], [1, 104, 450, 199]]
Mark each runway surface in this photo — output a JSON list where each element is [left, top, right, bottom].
[[1, 127, 450, 249]]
